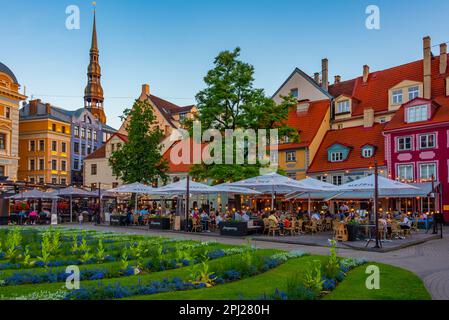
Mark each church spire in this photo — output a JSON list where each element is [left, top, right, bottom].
[[84, 5, 106, 124]]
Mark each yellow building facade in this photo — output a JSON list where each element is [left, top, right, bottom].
[[18, 99, 71, 185], [0, 62, 26, 180]]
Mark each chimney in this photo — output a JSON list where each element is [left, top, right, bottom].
[[45, 103, 51, 114], [334, 75, 341, 84], [363, 65, 370, 83], [440, 43, 447, 75], [423, 36, 432, 99], [314, 72, 320, 84], [140, 84, 150, 100], [29, 99, 40, 115], [363, 108, 375, 128], [321, 58, 328, 91]]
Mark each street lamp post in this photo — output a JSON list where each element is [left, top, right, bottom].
[[374, 161, 381, 249], [185, 175, 190, 232]]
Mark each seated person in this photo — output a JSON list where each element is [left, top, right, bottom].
[[268, 211, 279, 224], [311, 212, 321, 220], [400, 214, 412, 230], [234, 211, 243, 222], [241, 210, 250, 222]]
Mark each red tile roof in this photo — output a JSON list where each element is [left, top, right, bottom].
[[163, 138, 209, 173], [384, 97, 449, 131], [328, 55, 449, 116], [146, 94, 194, 127], [277, 99, 330, 150], [307, 123, 386, 173]]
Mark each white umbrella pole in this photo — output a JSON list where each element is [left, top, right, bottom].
[[70, 195, 73, 223], [135, 193, 138, 212]]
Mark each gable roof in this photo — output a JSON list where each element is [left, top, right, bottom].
[[162, 138, 209, 173], [327, 54, 449, 116], [384, 96, 449, 131], [277, 99, 330, 150], [141, 94, 195, 128], [307, 123, 386, 173], [271, 68, 333, 100]]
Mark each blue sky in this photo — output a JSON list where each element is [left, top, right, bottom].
[[1, 0, 449, 129]]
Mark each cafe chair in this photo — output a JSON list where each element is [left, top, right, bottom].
[[191, 218, 203, 233], [305, 220, 318, 234], [268, 220, 280, 237]]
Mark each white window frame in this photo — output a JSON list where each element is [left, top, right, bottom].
[[406, 105, 428, 123], [392, 89, 403, 105], [332, 175, 343, 186], [362, 147, 374, 158], [330, 151, 344, 162], [419, 133, 436, 149], [397, 164, 414, 181], [29, 159, 35, 171], [397, 136, 413, 151], [337, 100, 350, 114], [286, 151, 296, 163], [61, 160, 67, 172], [408, 86, 419, 100], [419, 162, 436, 181]]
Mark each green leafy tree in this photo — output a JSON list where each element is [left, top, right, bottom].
[[109, 99, 168, 184], [186, 47, 298, 183]]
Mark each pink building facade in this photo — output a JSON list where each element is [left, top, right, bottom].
[[384, 98, 449, 222]]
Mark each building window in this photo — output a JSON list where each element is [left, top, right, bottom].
[[116, 143, 122, 150], [74, 159, 79, 170], [337, 100, 350, 114], [29, 140, 35, 152], [39, 140, 45, 151], [39, 177, 44, 184], [392, 89, 403, 105], [62, 126, 66, 134], [74, 142, 79, 153], [52, 123, 56, 132], [81, 128, 86, 139], [332, 175, 343, 186], [39, 159, 44, 170], [286, 151, 296, 162], [330, 151, 344, 162], [81, 144, 86, 156], [397, 164, 414, 181], [111, 143, 115, 153], [397, 136, 412, 151], [290, 88, 299, 98], [61, 160, 67, 172], [61, 142, 67, 153], [87, 129, 92, 140], [408, 86, 419, 100], [5, 107, 10, 119], [93, 131, 97, 141], [74, 126, 79, 137], [51, 141, 57, 152], [0, 165, 4, 176], [407, 105, 428, 123], [362, 147, 374, 158], [91, 164, 97, 175], [112, 182, 119, 188], [419, 133, 436, 149], [317, 176, 328, 183], [51, 160, 57, 171], [87, 146, 92, 155], [0, 134, 5, 150], [29, 159, 35, 171], [52, 177, 57, 184], [420, 163, 436, 181], [379, 117, 387, 124], [29, 177, 35, 184], [60, 178, 67, 185]]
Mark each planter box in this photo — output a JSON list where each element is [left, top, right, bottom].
[[346, 224, 358, 242], [110, 215, 127, 226], [219, 221, 249, 236], [149, 218, 171, 230], [0, 216, 8, 225]]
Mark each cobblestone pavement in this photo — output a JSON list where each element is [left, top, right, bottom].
[[7, 224, 448, 300]]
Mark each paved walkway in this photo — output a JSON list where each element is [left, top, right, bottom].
[[13, 224, 449, 300]]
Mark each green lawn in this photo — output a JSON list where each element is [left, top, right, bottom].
[[128, 259, 430, 300], [324, 262, 431, 300]]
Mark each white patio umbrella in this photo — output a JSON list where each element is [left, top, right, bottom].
[[212, 184, 262, 195], [7, 189, 60, 200], [107, 182, 160, 213], [285, 178, 339, 214], [337, 175, 420, 192], [49, 187, 95, 223], [226, 172, 331, 209], [156, 179, 219, 194]]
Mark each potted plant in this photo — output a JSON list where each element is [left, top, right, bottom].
[[346, 220, 359, 241]]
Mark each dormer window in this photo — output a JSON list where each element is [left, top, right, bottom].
[[392, 89, 403, 105], [337, 100, 350, 114], [362, 146, 374, 158], [406, 104, 428, 123], [408, 86, 419, 100], [330, 151, 344, 162]]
